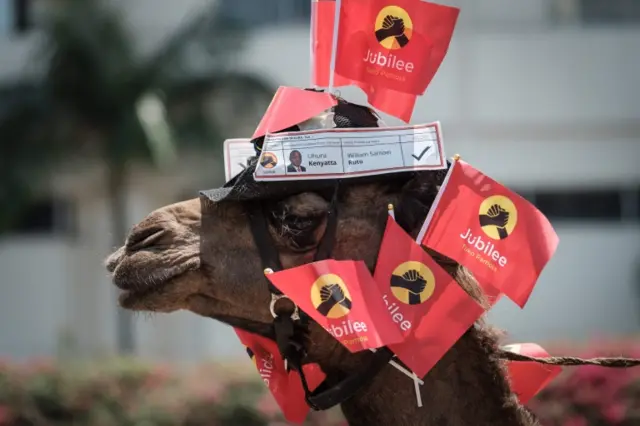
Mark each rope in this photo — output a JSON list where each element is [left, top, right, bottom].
[[497, 349, 640, 368]]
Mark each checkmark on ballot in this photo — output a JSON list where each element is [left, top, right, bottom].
[[412, 145, 431, 161]]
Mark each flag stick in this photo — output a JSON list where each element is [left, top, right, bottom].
[[327, 0, 342, 93], [388, 203, 395, 220], [309, 0, 318, 88], [415, 155, 459, 243]]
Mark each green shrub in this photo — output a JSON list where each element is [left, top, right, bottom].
[[0, 340, 638, 425]]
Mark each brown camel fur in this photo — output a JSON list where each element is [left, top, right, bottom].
[[105, 168, 540, 425]]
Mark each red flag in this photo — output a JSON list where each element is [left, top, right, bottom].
[[390, 284, 485, 378], [311, 0, 354, 88], [419, 159, 559, 308], [373, 216, 486, 377], [252, 86, 337, 139], [335, 0, 459, 96], [266, 259, 405, 352], [504, 343, 562, 404], [234, 328, 326, 424], [374, 216, 460, 334], [359, 85, 418, 123], [310, 0, 446, 122]]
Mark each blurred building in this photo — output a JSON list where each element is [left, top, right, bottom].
[[0, 0, 638, 363]]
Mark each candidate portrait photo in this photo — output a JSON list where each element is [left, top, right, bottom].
[[287, 150, 307, 172]]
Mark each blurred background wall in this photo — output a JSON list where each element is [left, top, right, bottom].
[[0, 0, 638, 364]]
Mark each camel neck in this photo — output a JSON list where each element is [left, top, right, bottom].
[[325, 328, 540, 426]]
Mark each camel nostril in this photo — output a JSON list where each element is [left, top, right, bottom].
[[105, 246, 124, 273], [125, 226, 166, 251]]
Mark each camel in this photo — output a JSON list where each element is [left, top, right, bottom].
[[105, 98, 540, 426]]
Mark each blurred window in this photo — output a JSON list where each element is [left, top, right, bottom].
[[0, 0, 12, 35], [511, 188, 640, 222], [2, 197, 76, 237], [580, 0, 640, 25], [0, 0, 32, 36], [217, 0, 311, 29], [534, 189, 622, 221]]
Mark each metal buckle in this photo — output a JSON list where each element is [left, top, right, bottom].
[[269, 294, 300, 321]]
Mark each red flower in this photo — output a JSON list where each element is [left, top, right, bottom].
[[257, 393, 280, 418], [563, 415, 587, 426], [602, 403, 627, 424], [0, 406, 12, 425]]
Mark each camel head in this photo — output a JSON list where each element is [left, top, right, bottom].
[[105, 99, 459, 371], [108, 173, 451, 355]]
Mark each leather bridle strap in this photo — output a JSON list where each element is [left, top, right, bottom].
[[246, 200, 285, 296], [312, 181, 341, 263], [305, 347, 394, 410]]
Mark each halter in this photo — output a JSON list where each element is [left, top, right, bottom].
[[245, 181, 399, 410]]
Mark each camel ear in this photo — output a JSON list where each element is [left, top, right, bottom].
[[395, 169, 449, 236]]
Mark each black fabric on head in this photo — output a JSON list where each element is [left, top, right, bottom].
[[332, 98, 380, 128]]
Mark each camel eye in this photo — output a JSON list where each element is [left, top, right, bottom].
[[270, 207, 324, 251], [276, 211, 321, 233]]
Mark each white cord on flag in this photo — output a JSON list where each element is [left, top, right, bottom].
[[369, 348, 424, 407], [413, 373, 423, 407], [327, 0, 342, 93], [368, 349, 422, 383]]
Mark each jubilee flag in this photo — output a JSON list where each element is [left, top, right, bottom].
[[503, 343, 562, 404], [335, 0, 459, 95], [373, 215, 486, 377], [311, 0, 417, 121], [265, 259, 405, 352], [234, 328, 326, 424], [311, 0, 458, 122], [418, 159, 559, 308]]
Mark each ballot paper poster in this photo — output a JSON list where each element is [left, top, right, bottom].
[[224, 138, 256, 182], [253, 122, 446, 181]]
